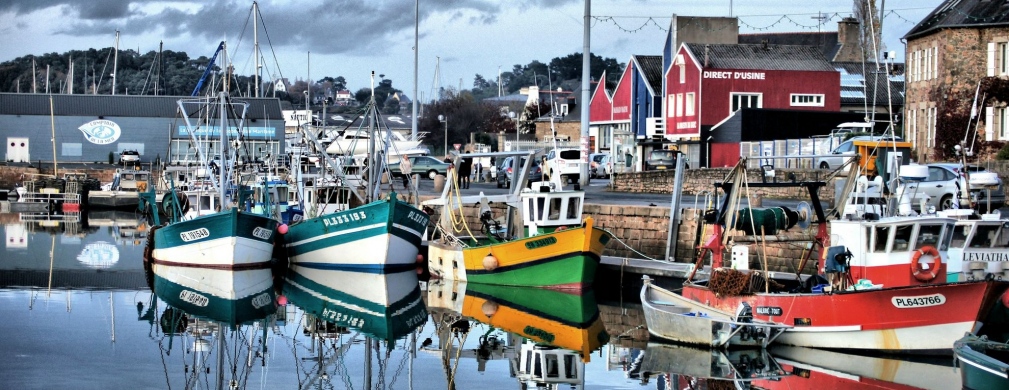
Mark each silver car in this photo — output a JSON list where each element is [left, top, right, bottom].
[[901, 163, 1005, 212]]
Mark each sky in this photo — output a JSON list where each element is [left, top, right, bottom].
[[0, 0, 941, 98]]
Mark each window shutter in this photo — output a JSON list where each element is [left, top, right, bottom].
[[989, 42, 997, 77], [986, 107, 995, 142]]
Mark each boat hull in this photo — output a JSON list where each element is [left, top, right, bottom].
[[151, 264, 276, 325], [681, 280, 1009, 353], [282, 267, 427, 341], [87, 191, 140, 209], [283, 197, 428, 273], [151, 208, 279, 270], [955, 333, 1009, 390], [428, 223, 610, 290]]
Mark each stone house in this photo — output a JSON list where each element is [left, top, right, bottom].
[[903, 0, 1009, 161]]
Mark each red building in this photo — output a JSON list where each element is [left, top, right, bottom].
[[666, 43, 840, 167]]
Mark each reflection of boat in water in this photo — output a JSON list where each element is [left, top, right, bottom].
[[148, 262, 277, 389], [637, 342, 786, 388], [955, 333, 1009, 390], [281, 265, 427, 342], [757, 345, 960, 390], [86, 210, 148, 245], [426, 279, 607, 389]]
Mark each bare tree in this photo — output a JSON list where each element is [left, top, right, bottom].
[[854, 0, 882, 62]]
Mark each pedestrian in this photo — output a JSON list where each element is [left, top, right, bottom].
[[399, 156, 413, 189], [474, 161, 483, 183], [459, 157, 473, 189]]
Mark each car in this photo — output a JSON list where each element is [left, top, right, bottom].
[[814, 135, 903, 170], [590, 153, 612, 179], [388, 155, 451, 180], [644, 149, 687, 171], [119, 149, 141, 164], [543, 148, 585, 183], [496, 156, 543, 189], [900, 163, 1006, 212]]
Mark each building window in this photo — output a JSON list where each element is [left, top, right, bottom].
[[730, 93, 761, 113], [995, 107, 1009, 140], [61, 143, 82, 157], [932, 46, 939, 79], [907, 108, 917, 149], [685, 92, 696, 116], [996, 43, 1004, 76], [667, 94, 675, 117], [790, 94, 824, 107], [927, 107, 937, 147], [676, 93, 684, 116]]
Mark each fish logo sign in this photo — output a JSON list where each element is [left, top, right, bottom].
[[78, 120, 122, 145]]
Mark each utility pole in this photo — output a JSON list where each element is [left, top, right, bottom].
[[578, 0, 591, 188]]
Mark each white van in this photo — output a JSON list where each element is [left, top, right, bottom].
[[544, 148, 586, 184]]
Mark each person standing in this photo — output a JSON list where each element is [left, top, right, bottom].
[[399, 156, 413, 189], [459, 157, 473, 189]]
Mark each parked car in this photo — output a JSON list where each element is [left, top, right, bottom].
[[496, 156, 543, 188], [900, 163, 1006, 212], [119, 149, 140, 164], [643, 149, 687, 171], [590, 153, 612, 179], [387, 155, 451, 180], [814, 135, 903, 170], [543, 148, 585, 183]]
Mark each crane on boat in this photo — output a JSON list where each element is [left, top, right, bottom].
[[190, 41, 225, 96]]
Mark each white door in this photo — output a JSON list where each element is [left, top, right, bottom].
[[6, 137, 29, 163]]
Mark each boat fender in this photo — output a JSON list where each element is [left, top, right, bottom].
[[483, 254, 498, 271], [481, 301, 499, 317], [556, 226, 567, 232], [911, 245, 941, 282], [1001, 290, 1009, 308]]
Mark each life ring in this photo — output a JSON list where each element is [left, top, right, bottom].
[[911, 245, 941, 282], [555, 226, 567, 232]]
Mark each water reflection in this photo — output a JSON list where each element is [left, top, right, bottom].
[[426, 280, 609, 389], [636, 342, 786, 389]]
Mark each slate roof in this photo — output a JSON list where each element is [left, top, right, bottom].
[[904, 0, 1009, 39], [739, 32, 841, 62], [632, 55, 664, 94], [834, 62, 905, 108], [684, 43, 836, 71], [0, 93, 284, 120]]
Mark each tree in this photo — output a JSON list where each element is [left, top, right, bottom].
[[854, 0, 882, 61]]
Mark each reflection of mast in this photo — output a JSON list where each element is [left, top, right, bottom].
[[46, 235, 55, 297]]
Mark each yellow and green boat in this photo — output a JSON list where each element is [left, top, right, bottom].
[[425, 151, 611, 291]]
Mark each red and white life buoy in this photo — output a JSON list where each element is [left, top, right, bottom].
[[911, 245, 941, 282]]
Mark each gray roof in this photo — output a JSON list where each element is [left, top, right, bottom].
[[632, 55, 664, 94], [905, 0, 1009, 39], [684, 43, 836, 72], [834, 62, 905, 107], [0, 93, 284, 120], [739, 32, 841, 62]]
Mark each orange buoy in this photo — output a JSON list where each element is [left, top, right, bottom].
[[483, 254, 498, 271]]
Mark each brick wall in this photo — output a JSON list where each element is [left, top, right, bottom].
[[610, 167, 838, 202]]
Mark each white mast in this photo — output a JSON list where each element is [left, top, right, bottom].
[[411, 0, 419, 141], [254, 1, 260, 98], [112, 30, 119, 95]]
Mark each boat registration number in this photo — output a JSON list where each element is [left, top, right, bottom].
[[252, 227, 273, 240], [891, 293, 946, 309], [179, 228, 211, 242], [322, 211, 367, 227], [251, 293, 272, 309], [179, 290, 209, 307]]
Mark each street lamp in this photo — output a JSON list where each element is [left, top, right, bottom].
[[438, 114, 448, 158]]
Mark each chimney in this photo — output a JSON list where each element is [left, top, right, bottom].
[[761, 39, 768, 50], [704, 45, 709, 67], [834, 17, 862, 62]]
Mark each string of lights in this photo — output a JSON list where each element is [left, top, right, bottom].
[[592, 8, 928, 34]]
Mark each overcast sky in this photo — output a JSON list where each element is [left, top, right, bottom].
[[0, 0, 939, 98]]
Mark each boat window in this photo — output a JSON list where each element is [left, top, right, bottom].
[[563, 354, 577, 378], [526, 198, 538, 222], [122, 173, 135, 180], [873, 226, 890, 252], [566, 197, 580, 219], [950, 225, 969, 248], [275, 189, 289, 203], [941, 223, 953, 251], [532, 352, 542, 377], [892, 225, 913, 252], [916, 224, 943, 249], [998, 223, 1009, 248], [200, 195, 212, 210], [866, 226, 873, 250], [545, 354, 560, 378], [969, 225, 1000, 248], [548, 198, 563, 220]]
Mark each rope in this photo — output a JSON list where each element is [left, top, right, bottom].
[[446, 168, 477, 238], [596, 227, 662, 262]]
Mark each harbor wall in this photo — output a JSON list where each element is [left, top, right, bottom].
[[420, 195, 821, 275]]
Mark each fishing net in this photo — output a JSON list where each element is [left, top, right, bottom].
[[708, 269, 784, 296]]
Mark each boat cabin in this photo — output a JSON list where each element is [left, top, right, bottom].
[[520, 181, 584, 235], [940, 210, 1009, 282], [517, 344, 584, 389], [829, 215, 955, 288], [113, 168, 150, 192]]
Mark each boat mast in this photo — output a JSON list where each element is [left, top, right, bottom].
[[112, 30, 119, 95], [253, 1, 260, 98], [368, 71, 377, 202]]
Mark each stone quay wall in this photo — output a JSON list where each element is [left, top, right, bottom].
[[610, 167, 840, 202], [421, 195, 821, 275]]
